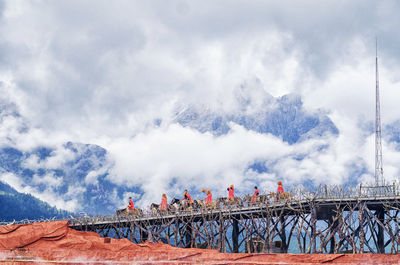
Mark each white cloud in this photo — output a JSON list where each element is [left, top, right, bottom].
[[21, 147, 77, 170], [0, 172, 80, 212], [303, 42, 400, 125], [43, 148, 77, 168], [85, 166, 110, 186], [31, 172, 63, 188], [1, 0, 400, 211], [107, 123, 354, 207], [107, 124, 275, 203]]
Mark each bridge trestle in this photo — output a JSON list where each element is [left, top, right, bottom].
[[70, 188, 400, 254]]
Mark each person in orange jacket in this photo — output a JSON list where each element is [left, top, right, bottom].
[[277, 181, 284, 194], [277, 181, 284, 199], [183, 190, 193, 201], [227, 184, 234, 200], [251, 186, 259, 204], [160, 194, 168, 211], [201, 189, 212, 206], [207, 190, 212, 205], [205, 190, 212, 205], [183, 189, 193, 207], [127, 196, 135, 211]]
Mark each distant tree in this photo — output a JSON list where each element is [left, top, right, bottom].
[[0, 181, 71, 222]]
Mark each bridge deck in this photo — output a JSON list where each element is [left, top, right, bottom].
[[69, 195, 400, 229]]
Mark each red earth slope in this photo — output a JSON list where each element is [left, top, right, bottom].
[[0, 220, 398, 264]]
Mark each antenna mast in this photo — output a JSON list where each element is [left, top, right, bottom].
[[375, 38, 384, 185]]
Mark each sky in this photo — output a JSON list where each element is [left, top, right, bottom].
[[1, 0, 400, 211]]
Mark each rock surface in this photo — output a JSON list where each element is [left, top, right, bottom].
[[0, 220, 398, 264]]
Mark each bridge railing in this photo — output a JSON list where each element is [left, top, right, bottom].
[[67, 182, 400, 225], [6, 182, 400, 226], [0, 216, 66, 226], [286, 181, 400, 201], [358, 182, 398, 197]]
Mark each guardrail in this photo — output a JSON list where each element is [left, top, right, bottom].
[[3, 182, 400, 227]]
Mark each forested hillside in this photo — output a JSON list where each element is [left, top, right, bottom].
[[0, 181, 70, 222]]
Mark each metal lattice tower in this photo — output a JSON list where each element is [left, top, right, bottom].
[[375, 38, 384, 185]]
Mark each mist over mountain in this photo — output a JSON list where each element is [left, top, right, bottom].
[[0, 142, 142, 215], [0, 180, 69, 222], [175, 93, 338, 144], [0, 90, 346, 217], [2, 83, 400, 219]]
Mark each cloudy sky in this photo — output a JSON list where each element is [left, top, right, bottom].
[[1, 0, 400, 210]]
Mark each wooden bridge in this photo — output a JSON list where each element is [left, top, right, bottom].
[[69, 183, 400, 254]]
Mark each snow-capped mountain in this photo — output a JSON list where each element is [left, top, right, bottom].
[[0, 143, 137, 215], [1, 90, 399, 218], [175, 93, 338, 144], [0, 92, 340, 216]]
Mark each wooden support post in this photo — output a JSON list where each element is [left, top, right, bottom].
[[280, 216, 288, 253], [218, 212, 226, 253], [358, 203, 365, 253], [377, 207, 385, 253], [221, 220, 227, 253], [217, 220, 222, 252], [328, 214, 337, 254], [185, 222, 193, 248], [232, 219, 239, 253], [311, 204, 317, 253], [174, 218, 179, 247], [140, 226, 148, 242], [124, 226, 130, 240], [130, 224, 135, 242]]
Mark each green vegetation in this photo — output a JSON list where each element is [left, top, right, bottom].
[[0, 181, 70, 222]]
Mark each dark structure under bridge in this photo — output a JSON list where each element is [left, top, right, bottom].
[[69, 183, 400, 254]]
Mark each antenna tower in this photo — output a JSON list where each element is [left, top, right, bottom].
[[375, 38, 384, 185]]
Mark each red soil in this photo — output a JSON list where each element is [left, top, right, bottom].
[[0, 220, 398, 264]]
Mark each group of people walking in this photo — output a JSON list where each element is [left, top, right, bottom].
[[126, 181, 285, 211]]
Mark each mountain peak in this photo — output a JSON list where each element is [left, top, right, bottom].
[[173, 92, 338, 144]]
